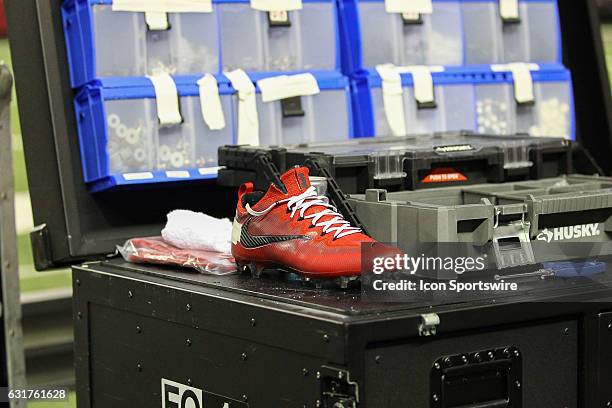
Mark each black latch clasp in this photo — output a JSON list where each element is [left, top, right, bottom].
[[281, 96, 305, 118]]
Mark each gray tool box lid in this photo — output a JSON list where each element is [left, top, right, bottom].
[[5, 0, 612, 269]]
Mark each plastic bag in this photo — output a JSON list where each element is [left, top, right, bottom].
[[118, 237, 237, 275]]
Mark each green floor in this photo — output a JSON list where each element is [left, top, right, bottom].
[[0, 23, 610, 408]]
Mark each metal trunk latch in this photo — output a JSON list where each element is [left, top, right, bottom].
[[317, 366, 359, 408], [419, 313, 440, 337]]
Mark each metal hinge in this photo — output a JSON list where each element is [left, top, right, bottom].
[[317, 366, 359, 408], [419, 313, 440, 337]]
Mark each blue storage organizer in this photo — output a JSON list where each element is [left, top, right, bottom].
[[75, 72, 354, 191], [338, 0, 562, 74], [62, 0, 341, 88], [246, 71, 354, 146], [352, 64, 574, 139], [75, 75, 236, 192]]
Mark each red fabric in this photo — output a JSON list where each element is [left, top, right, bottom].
[[120, 237, 236, 275], [233, 167, 398, 278], [0, 1, 7, 38]]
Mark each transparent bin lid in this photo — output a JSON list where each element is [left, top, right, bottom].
[[281, 133, 566, 180]]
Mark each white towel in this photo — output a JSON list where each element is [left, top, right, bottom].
[[161, 210, 233, 254]]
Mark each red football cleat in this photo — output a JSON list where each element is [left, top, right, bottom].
[[231, 166, 379, 281]]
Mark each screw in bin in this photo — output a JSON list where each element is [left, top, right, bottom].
[[242, 395, 248, 402], [608, 323, 612, 332], [323, 334, 330, 343], [128, 290, 134, 299], [136, 326, 142, 334], [250, 318, 257, 327], [186, 339, 192, 347], [186, 303, 192, 312], [241, 352, 248, 361], [432, 394, 439, 402], [302, 368, 309, 376]]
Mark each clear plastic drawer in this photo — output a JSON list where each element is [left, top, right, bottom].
[[462, 0, 561, 65], [75, 77, 235, 191], [219, 1, 339, 73]]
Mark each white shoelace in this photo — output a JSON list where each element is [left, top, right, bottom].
[[245, 186, 362, 240]]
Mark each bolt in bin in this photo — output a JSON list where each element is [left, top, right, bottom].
[[337, 0, 562, 73], [226, 71, 355, 147], [462, 0, 562, 65], [219, 0, 340, 73], [62, 0, 341, 88], [74, 75, 235, 192], [352, 64, 575, 140]]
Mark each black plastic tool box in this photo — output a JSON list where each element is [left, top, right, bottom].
[[5, 0, 612, 407], [218, 132, 573, 194]]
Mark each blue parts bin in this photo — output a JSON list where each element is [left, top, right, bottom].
[[75, 71, 354, 191], [352, 63, 574, 140], [337, 0, 562, 73], [74, 73, 236, 192], [219, 0, 339, 73], [62, 0, 341, 88]]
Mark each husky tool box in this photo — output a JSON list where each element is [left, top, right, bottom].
[[337, 0, 562, 73], [62, 0, 340, 88], [218, 132, 572, 193], [5, 0, 612, 406], [348, 175, 612, 246], [352, 64, 575, 139]]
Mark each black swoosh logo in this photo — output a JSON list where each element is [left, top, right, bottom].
[[240, 218, 309, 249]]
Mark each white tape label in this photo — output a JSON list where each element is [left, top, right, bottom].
[[376, 64, 407, 137], [499, 0, 520, 21], [144, 11, 170, 30], [225, 69, 259, 146], [385, 0, 432, 14], [123, 172, 154, 181], [147, 73, 183, 126], [112, 0, 213, 13], [198, 167, 222, 176], [166, 170, 191, 179], [396, 65, 436, 106], [250, 0, 302, 11], [491, 63, 539, 104], [257, 73, 320, 103], [197, 74, 226, 131]]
